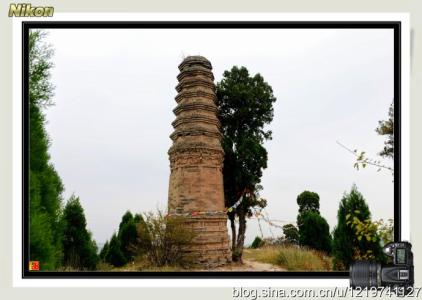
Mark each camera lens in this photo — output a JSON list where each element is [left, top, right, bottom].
[[350, 261, 381, 288]]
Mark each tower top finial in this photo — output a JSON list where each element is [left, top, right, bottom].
[[178, 55, 212, 71]]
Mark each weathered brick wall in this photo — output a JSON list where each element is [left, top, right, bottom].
[[168, 56, 231, 267]]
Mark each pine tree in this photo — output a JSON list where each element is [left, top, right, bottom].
[[28, 29, 64, 270], [99, 241, 109, 262], [117, 211, 138, 261], [106, 233, 127, 267], [62, 195, 98, 270], [332, 185, 385, 270]]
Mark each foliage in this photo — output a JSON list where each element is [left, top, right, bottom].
[[297, 191, 320, 214], [282, 224, 299, 244], [136, 210, 196, 267], [28, 29, 64, 270], [29, 30, 55, 107], [336, 141, 393, 173], [295, 191, 331, 253], [61, 195, 99, 270], [296, 190, 320, 229], [216, 66, 276, 261], [346, 217, 394, 250], [99, 241, 109, 261], [117, 211, 140, 261], [101, 211, 148, 266], [250, 236, 265, 249], [332, 185, 385, 270], [106, 233, 127, 267], [298, 211, 332, 253], [376, 218, 394, 246], [376, 102, 394, 159]]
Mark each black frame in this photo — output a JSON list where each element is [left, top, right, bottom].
[[22, 20, 402, 279]]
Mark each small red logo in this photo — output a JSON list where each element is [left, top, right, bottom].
[[29, 261, 40, 271]]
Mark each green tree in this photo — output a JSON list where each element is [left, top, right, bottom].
[[332, 185, 385, 270], [216, 66, 276, 262], [296, 191, 320, 228], [28, 29, 64, 270], [250, 236, 264, 249], [99, 240, 109, 262], [61, 195, 98, 270], [376, 102, 394, 159], [297, 191, 320, 214], [282, 224, 299, 244], [295, 191, 331, 253], [117, 211, 139, 262], [298, 211, 331, 253], [106, 233, 127, 267]]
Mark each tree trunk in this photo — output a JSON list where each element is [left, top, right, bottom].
[[232, 209, 247, 262], [229, 213, 236, 251]]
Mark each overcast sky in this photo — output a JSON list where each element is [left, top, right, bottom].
[[43, 28, 394, 246]]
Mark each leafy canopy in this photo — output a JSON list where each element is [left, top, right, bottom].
[[217, 65, 276, 209]]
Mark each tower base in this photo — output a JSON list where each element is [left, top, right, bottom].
[[179, 213, 232, 268]]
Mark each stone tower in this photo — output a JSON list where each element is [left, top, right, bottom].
[[167, 56, 231, 267]]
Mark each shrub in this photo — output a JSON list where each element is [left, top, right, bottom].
[[250, 236, 265, 249], [298, 211, 332, 253], [282, 223, 299, 244], [136, 210, 195, 267]]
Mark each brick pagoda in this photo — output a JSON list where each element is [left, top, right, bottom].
[[167, 56, 231, 267]]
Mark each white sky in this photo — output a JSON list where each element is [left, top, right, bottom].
[[43, 28, 394, 246]]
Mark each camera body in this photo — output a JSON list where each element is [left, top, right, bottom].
[[350, 242, 414, 292]]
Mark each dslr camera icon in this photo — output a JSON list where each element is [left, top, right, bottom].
[[350, 241, 414, 294]]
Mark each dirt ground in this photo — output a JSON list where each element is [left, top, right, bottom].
[[198, 250, 286, 272], [208, 259, 285, 272]]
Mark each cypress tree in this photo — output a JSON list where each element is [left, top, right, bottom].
[[296, 191, 332, 253], [62, 195, 98, 270], [29, 30, 64, 270], [99, 241, 109, 262], [298, 211, 332, 253], [106, 233, 127, 267], [117, 211, 138, 261], [332, 185, 385, 270]]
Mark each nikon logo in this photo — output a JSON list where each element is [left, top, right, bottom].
[[8, 3, 54, 17]]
